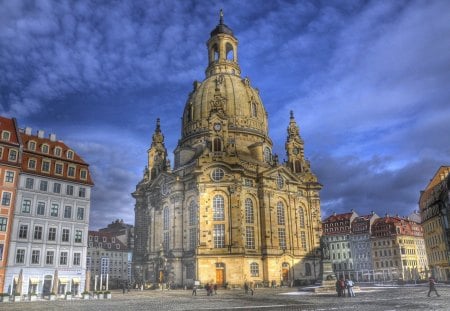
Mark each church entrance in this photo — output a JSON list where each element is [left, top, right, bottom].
[[282, 262, 290, 284], [215, 263, 225, 286]]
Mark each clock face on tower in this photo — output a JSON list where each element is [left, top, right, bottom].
[[214, 123, 222, 131]]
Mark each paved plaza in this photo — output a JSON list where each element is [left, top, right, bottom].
[[1, 284, 448, 311]]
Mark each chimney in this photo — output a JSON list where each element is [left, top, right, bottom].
[[37, 130, 44, 138], [49, 133, 56, 142], [25, 127, 32, 135]]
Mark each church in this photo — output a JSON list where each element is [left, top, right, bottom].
[[132, 12, 323, 288]]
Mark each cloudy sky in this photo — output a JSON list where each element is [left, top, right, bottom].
[[1, 0, 449, 229]]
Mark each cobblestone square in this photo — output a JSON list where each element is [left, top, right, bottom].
[[1, 284, 449, 311]]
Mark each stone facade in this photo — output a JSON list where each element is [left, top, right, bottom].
[[132, 13, 322, 287], [419, 166, 450, 281]]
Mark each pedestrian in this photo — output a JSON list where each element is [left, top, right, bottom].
[[213, 284, 218, 295], [345, 278, 355, 297], [192, 285, 197, 296], [122, 283, 126, 295], [249, 283, 254, 296], [244, 282, 249, 294], [335, 279, 341, 297], [428, 277, 440, 297], [339, 278, 346, 298]]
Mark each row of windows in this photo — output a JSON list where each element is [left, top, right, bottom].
[[15, 248, 81, 266], [17, 224, 84, 243], [24, 178, 87, 197], [19, 199, 85, 219], [88, 242, 122, 249], [26, 140, 75, 160], [0, 147, 18, 162], [26, 158, 87, 180]]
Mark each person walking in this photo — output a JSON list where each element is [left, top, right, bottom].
[[192, 285, 197, 296], [244, 282, 249, 294], [345, 278, 355, 297], [428, 277, 440, 297], [339, 278, 346, 298], [213, 284, 218, 295]]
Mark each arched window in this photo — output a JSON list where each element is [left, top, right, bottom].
[[163, 207, 170, 230], [213, 138, 222, 152], [299, 207, 305, 228], [264, 147, 271, 163], [305, 263, 311, 276], [250, 102, 257, 117], [213, 195, 225, 221], [277, 202, 285, 225], [245, 198, 254, 224], [212, 44, 219, 61], [189, 201, 197, 226], [250, 262, 259, 277], [225, 43, 234, 61]]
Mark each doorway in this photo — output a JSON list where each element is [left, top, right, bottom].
[[215, 263, 225, 286]]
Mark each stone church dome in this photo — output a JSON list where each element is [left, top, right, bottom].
[[179, 10, 269, 150]]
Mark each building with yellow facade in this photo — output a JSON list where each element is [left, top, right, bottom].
[[132, 12, 322, 287], [420, 166, 450, 281]]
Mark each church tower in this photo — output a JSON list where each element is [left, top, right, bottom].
[[133, 11, 322, 288]]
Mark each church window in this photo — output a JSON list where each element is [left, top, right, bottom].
[[189, 227, 197, 250], [245, 226, 255, 249], [213, 138, 222, 152], [276, 174, 284, 189], [299, 208, 305, 228], [211, 168, 224, 181], [213, 195, 225, 221], [213, 224, 225, 248], [189, 201, 197, 226], [277, 202, 285, 225], [250, 102, 257, 117], [163, 231, 170, 251], [278, 228, 286, 249], [163, 207, 170, 230], [264, 147, 271, 163], [250, 262, 259, 277], [245, 198, 254, 224], [301, 231, 307, 250]]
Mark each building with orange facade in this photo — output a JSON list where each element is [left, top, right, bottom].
[[0, 117, 22, 294]]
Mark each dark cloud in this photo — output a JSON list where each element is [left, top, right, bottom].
[[1, 0, 449, 228]]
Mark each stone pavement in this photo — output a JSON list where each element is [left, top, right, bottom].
[[0, 284, 448, 311]]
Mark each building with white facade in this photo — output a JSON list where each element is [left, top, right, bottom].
[[87, 231, 132, 290], [3, 127, 93, 297]]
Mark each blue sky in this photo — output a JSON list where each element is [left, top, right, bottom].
[[1, 0, 449, 229]]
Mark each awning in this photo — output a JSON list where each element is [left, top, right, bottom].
[[29, 278, 39, 284], [59, 278, 68, 283], [72, 278, 80, 284]]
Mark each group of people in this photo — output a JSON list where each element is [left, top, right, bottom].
[[335, 277, 355, 297], [192, 283, 217, 296]]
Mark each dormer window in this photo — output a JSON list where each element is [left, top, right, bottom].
[[80, 169, 87, 180], [54, 147, 62, 157], [1, 131, 10, 141], [67, 150, 74, 160], [41, 144, 49, 154], [28, 141, 36, 151]]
